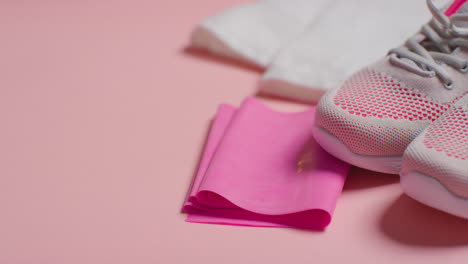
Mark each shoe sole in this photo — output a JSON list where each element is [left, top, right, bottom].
[[401, 171, 468, 219], [312, 126, 402, 174]]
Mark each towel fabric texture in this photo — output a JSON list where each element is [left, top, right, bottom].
[[191, 0, 431, 102]]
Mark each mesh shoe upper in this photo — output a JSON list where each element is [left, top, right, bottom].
[[424, 106, 468, 160], [334, 69, 452, 122], [315, 65, 458, 156], [402, 95, 468, 198], [314, 0, 468, 158]]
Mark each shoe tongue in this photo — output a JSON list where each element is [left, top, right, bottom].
[[445, 0, 468, 16], [444, 0, 468, 31], [395, 1, 468, 71]]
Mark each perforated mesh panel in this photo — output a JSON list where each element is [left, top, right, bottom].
[[424, 107, 468, 160], [315, 100, 423, 156], [404, 134, 468, 198], [333, 69, 450, 122]]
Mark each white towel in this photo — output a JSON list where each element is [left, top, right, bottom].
[[191, 0, 332, 67], [260, 0, 431, 102], [191, 0, 436, 102]]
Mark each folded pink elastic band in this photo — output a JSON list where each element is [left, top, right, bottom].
[[183, 97, 349, 229]]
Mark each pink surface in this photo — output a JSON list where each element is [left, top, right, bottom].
[[184, 98, 348, 229], [3, 0, 468, 263]]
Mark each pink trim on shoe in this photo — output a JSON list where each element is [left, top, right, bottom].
[[445, 0, 468, 16]]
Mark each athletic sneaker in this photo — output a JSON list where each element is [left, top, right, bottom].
[[400, 94, 468, 218], [313, 0, 468, 174]]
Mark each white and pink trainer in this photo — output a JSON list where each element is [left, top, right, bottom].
[[313, 0, 468, 174]]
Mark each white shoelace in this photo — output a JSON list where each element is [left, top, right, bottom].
[[389, 0, 468, 89]]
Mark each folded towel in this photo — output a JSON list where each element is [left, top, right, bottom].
[[190, 0, 431, 103], [183, 97, 349, 229], [191, 0, 331, 67], [260, 0, 430, 102]]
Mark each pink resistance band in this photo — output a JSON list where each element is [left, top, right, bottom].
[[183, 97, 349, 229]]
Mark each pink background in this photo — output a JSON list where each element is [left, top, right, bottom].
[[2, 0, 468, 263]]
